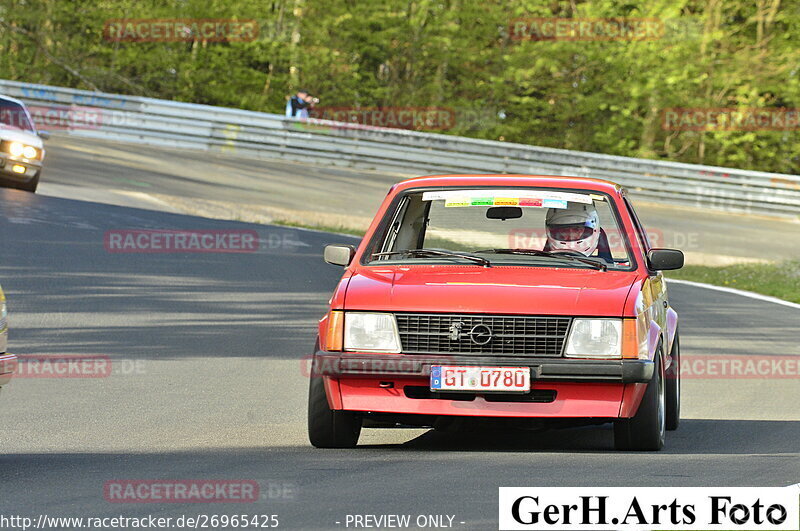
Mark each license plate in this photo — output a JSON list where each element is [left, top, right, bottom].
[[430, 366, 530, 393]]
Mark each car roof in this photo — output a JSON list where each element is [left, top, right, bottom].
[[392, 174, 624, 195], [0, 94, 28, 107]]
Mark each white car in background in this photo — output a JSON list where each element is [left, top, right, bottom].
[[0, 95, 48, 193]]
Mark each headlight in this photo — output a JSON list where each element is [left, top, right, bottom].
[[8, 141, 24, 157], [564, 318, 622, 358], [344, 312, 401, 353], [22, 145, 37, 159]]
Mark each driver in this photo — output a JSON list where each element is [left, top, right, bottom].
[[544, 203, 600, 257]]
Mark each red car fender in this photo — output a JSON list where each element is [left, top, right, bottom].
[[665, 307, 679, 356], [619, 319, 665, 418], [647, 320, 662, 361], [625, 280, 661, 362], [316, 274, 353, 411], [329, 271, 352, 310], [323, 376, 344, 410], [619, 383, 648, 418], [318, 273, 353, 345]]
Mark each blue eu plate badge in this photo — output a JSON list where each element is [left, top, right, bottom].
[[430, 366, 442, 389]]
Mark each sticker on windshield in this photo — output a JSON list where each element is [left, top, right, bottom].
[[422, 191, 448, 201], [470, 197, 494, 206], [519, 198, 543, 207], [424, 189, 592, 206], [493, 197, 519, 206], [444, 197, 470, 207], [542, 199, 568, 209]]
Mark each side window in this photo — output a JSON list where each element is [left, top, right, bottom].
[[623, 196, 652, 253], [593, 199, 630, 262], [379, 196, 410, 254]]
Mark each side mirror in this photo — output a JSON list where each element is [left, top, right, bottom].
[[647, 248, 684, 271], [324, 244, 356, 267], [38, 131, 51, 140]]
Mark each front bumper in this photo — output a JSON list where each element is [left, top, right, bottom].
[[314, 351, 651, 418], [313, 352, 653, 383], [0, 155, 41, 181], [0, 353, 18, 387]]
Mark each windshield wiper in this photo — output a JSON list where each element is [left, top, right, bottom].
[[472, 248, 607, 271], [372, 248, 492, 267]]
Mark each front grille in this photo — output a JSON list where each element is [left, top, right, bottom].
[[395, 313, 571, 357]]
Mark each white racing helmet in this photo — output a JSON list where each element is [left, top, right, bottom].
[[545, 203, 600, 256]]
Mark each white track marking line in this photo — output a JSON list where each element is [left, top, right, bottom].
[[668, 278, 800, 310], [116, 191, 181, 212], [276, 225, 362, 239]]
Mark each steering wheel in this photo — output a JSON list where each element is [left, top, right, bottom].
[[548, 250, 585, 256]]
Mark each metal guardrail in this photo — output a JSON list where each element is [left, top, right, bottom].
[[2, 79, 799, 219]]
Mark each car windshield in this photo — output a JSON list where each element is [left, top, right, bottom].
[[0, 98, 35, 132], [367, 187, 634, 270]]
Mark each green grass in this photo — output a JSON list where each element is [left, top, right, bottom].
[[271, 219, 366, 238], [666, 261, 800, 304]]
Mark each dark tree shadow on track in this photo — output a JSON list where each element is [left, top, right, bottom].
[[1, 191, 356, 361], [1, 422, 797, 525], [359, 418, 800, 456]]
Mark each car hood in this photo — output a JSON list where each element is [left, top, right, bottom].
[[0, 126, 44, 148], [344, 266, 639, 317]]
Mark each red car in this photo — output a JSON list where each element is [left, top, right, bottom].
[[308, 175, 683, 451]]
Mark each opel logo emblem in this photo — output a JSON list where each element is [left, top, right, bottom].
[[469, 324, 493, 345]]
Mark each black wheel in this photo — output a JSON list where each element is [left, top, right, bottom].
[[665, 331, 680, 431], [614, 350, 666, 451], [307, 375, 361, 448], [18, 171, 40, 193]]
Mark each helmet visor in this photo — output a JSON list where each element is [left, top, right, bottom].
[[547, 223, 595, 242]]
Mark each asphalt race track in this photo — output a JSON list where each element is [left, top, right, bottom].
[[1, 140, 799, 529], [36, 136, 800, 265]]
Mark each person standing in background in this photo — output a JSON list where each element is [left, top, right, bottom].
[[285, 89, 319, 118]]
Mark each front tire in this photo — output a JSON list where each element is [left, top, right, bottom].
[[307, 376, 361, 448], [614, 351, 666, 451]]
